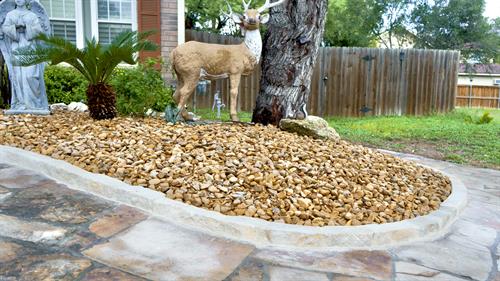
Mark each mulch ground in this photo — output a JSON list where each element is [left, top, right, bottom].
[[0, 111, 451, 226]]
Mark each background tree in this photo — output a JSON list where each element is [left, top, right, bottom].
[[374, 0, 414, 48], [410, 0, 499, 63], [323, 0, 384, 47], [186, 0, 267, 34], [252, 0, 329, 125], [16, 31, 156, 120]]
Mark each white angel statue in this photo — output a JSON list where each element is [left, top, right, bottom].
[[0, 0, 51, 114]]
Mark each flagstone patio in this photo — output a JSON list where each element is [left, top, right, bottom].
[[0, 152, 498, 281]]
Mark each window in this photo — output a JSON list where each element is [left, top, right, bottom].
[[40, 0, 77, 43], [97, 0, 133, 44]]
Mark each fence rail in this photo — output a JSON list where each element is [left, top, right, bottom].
[[184, 30, 460, 117], [456, 85, 500, 108]]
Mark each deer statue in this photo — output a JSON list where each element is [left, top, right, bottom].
[[170, 0, 287, 122]]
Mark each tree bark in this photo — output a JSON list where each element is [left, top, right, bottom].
[[252, 0, 328, 126]]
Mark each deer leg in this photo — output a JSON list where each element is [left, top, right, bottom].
[[229, 74, 241, 122], [175, 74, 199, 121]]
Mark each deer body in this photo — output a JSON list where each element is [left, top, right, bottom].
[[170, 0, 286, 122]]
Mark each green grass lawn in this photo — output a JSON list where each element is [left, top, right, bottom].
[[326, 108, 500, 169], [193, 107, 500, 169]]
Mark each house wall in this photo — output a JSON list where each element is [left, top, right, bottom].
[[458, 74, 500, 86], [160, 0, 184, 81]]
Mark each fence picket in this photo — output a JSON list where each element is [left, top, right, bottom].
[[183, 30, 460, 117]]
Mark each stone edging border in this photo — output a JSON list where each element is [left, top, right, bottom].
[[0, 145, 467, 251]]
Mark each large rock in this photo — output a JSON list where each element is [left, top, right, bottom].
[[68, 102, 88, 112], [279, 116, 340, 141]]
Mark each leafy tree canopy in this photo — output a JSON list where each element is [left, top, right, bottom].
[[323, 0, 384, 47], [411, 0, 499, 63], [185, 0, 267, 34]]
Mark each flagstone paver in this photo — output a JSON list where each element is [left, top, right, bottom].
[[83, 217, 255, 281], [224, 258, 266, 281], [253, 249, 393, 280], [0, 151, 499, 280], [88, 205, 148, 238], [267, 266, 330, 281], [0, 166, 53, 189]]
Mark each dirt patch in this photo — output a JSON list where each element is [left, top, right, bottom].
[[0, 112, 452, 227]]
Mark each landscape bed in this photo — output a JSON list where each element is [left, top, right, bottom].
[[0, 111, 452, 227]]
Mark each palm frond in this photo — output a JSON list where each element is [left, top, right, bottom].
[[14, 30, 158, 85]]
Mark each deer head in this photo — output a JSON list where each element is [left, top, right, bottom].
[[224, 0, 286, 31]]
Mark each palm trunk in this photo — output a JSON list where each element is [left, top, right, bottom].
[[87, 83, 117, 120], [251, 0, 328, 126]]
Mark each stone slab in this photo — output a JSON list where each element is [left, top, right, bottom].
[[3, 109, 51, 115], [89, 205, 148, 238], [447, 219, 497, 248], [395, 272, 468, 281], [254, 249, 392, 280], [0, 183, 112, 224], [0, 240, 23, 263], [225, 259, 265, 281], [0, 145, 468, 251], [459, 202, 500, 230], [83, 217, 254, 281], [80, 267, 147, 281], [0, 187, 11, 201], [334, 276, 373, 281], [0, 167, 53, 189], [0, 253, 92, 280], [395, 238, 492, 281], [0, 214, 66, 243], [395, 262, 439, 278], [268, 266, 329, 281]]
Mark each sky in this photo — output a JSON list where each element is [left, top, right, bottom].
[[484, 0, 500, 19]]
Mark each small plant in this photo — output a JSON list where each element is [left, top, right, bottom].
[[111, 58, 175, 117], [477, 112, 493, 124], [464, 111, 494, 124], [15, 31, 157, 120]]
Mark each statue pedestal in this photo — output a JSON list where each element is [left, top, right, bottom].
[[4, 109, 51, 116]]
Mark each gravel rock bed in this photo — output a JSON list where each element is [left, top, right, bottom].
[[0, 112, 451, 226]]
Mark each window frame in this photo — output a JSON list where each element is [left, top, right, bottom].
[[91, 0, 138, 43], [41, 0, 84, 48]]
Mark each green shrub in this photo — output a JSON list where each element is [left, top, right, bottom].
[[463, 111, 494, 125], [111, 60, 174, 117], [477, 112, 493, 124], [44, 65, 87, 104]]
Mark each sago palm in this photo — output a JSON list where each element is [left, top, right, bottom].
[[15, 31, 157, 120]]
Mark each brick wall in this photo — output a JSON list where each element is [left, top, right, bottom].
[[160, 0, 180, 81]]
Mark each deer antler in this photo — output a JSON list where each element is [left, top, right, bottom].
[[222, 0, 234, 18], [257, 0, 286, 13], [242, 0, 252, 11]]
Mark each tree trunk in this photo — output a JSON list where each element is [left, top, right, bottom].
[[252, 0, 328, 126]]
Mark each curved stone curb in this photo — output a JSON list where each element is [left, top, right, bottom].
[[0, 145, 467, 251]]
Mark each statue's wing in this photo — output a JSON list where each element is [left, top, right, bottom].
[[29, 0, 51, 35], [0, 0, 16, 78], [0, 0, 15, 28]]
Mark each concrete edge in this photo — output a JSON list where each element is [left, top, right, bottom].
[[0, 145, 467, 251]]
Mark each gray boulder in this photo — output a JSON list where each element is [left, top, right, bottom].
[[279, 116, 340, 141]]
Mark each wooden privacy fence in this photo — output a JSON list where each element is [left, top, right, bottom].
[[185, 30, 460, 117], [456, 85, 500, 108]]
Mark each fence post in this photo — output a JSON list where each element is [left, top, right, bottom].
[[468, 82, 472, 108], [497, 86, 500, 109]]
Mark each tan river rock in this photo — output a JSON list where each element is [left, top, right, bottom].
[[0, 112, 452, 226]]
